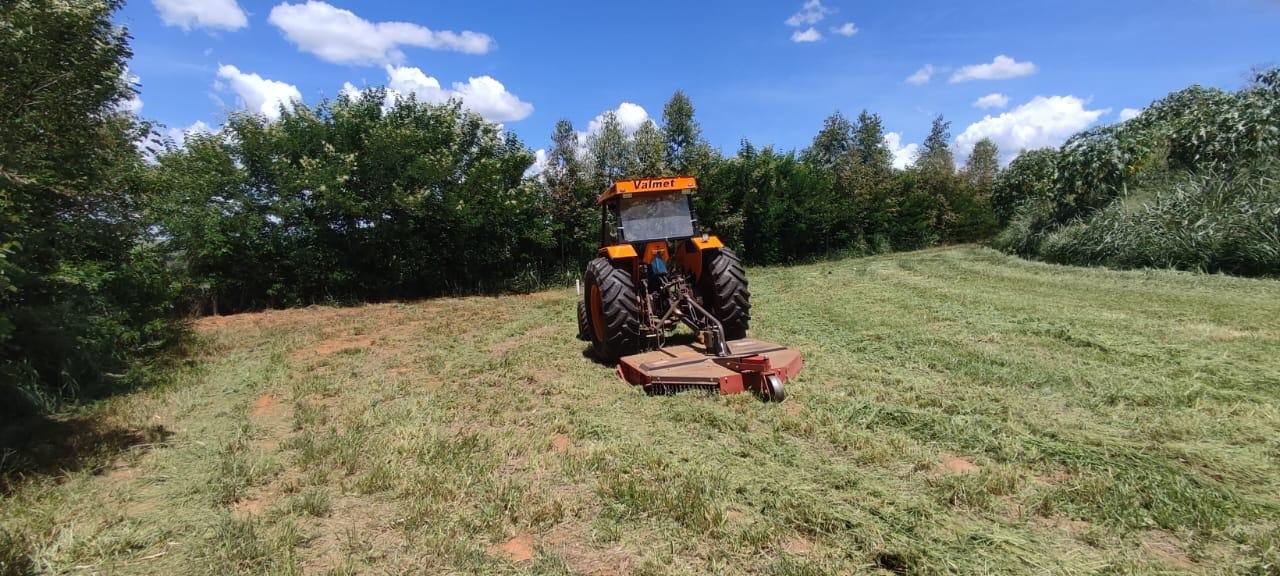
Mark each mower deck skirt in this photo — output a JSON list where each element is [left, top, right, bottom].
[[617, 338, 803, 395]]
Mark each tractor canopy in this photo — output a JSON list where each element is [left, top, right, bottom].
[[598, 177, 699, 243], [618, 193, 696, 242], [596, 176, 698, 205]]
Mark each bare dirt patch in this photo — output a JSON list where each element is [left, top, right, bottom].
[[292, 336, 376, 360], [1142, 530, 1196, 569], [490, 534, 535, 563], [940, 453, 979, 474], [249, 393, 293, 449], [783, 535, 814, 555], [1032, 515, 1091, 537], [544, 524, 631, 575], [251, 394, 281, 418], [551, 434, 574, 454], [231, 497, 263, 516], [193, 303, 402, 332], [101, 464, 140, 484]]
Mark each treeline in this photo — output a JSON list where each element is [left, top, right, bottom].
[[150, 91, 1000, 310], [991, 69, 1280, 274], [540, 98, 999, 270], [151, 94, 551, 311]]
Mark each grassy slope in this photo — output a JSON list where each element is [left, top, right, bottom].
[[2, 246, 1278, 575]]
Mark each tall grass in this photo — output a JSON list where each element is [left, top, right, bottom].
[[1039, 163, 1280, 275]]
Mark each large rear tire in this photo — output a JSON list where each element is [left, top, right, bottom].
[[584, 257, 642, 361], [701, 248, 750, 340], [576, 299, 592, 341]]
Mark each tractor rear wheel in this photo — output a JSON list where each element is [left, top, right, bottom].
[[584, 257, 642, 360], [576, 299, 592, 341], [701, 248, 751, 340]]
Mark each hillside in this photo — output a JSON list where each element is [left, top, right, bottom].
[[3, 247, 1279, 574]]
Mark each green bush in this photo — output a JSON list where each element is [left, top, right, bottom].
[[149, 96, 550, 312], [991, 148, 1058, 226], [990, 198, 1055, 257], [991, 67, 1280, 276], [1, 0, 183, 414]]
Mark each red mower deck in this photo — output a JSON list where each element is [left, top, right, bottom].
[[616, 338, 803, 399]]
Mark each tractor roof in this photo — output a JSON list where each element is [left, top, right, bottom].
[[597, 176, 698, 205]]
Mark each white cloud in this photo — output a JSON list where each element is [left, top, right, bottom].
[[791, 27, 822, 43], [120, 93, 144, 113], [832, 22, 858, 37], [381, 65, 533, 122], [885, 132, 919, 170], [117, 68, 143, 113], [1118, 107, 1142, 121], [786, 0, 834, 26], [216, 64, 303, 120], [385, 64, 449, 102], [152, 0, 247, 32], [268, 1, 493, 66], [586, 102, 649, 136], [955, 95, 1109, 164], [450, 76, 534, 122], [567, 102, 652, 157], [905, 64, 935, 86], [950, 55, 1037, 83], [165, 120, 212, 146], [339, 81, 362, 100], [524, 148, 548, 178], [973, 93, 1009, 110]]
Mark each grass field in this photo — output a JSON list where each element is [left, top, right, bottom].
[[2, 246, 1279, 575]]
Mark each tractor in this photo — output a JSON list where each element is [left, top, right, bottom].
[[576, 176, 802, 401]]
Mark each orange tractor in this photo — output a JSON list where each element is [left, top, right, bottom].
[[577, 176, 802, 401]]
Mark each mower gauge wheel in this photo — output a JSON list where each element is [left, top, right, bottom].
[[764, 373, 786, 402]]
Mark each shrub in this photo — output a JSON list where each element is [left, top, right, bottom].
[[990, 198, 1056, 257], [992, 67, 1280, 276], [991, 148, 1058, 226], [1, 0, 183, 414]]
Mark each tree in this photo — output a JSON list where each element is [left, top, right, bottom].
[[917, 115, 955, 175], [633, 120, 667, 177], [151, 93, 550, 310], [542, 119, 595, 266], [587, 111, 635, 186], [1, 0, 178, 413], [544, 119, 585, 205], [839, 110, 896, 246], [963, 138, 1000, 194], [662, 91, 702, 174], [802, 112, 854, 170], [852, 110, 893, 173]]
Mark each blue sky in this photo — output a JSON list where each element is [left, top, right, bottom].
[[121, 0, 1280, 166]]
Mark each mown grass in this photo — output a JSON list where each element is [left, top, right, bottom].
[[2, 246, 1278, 575]]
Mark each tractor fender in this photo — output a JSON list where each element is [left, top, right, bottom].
[[676, 235, 725, 282], [599, 244, 640, 280], [598, 244, 638, 261]]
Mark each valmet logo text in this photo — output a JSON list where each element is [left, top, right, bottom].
[[632, 179, 676, 190]]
